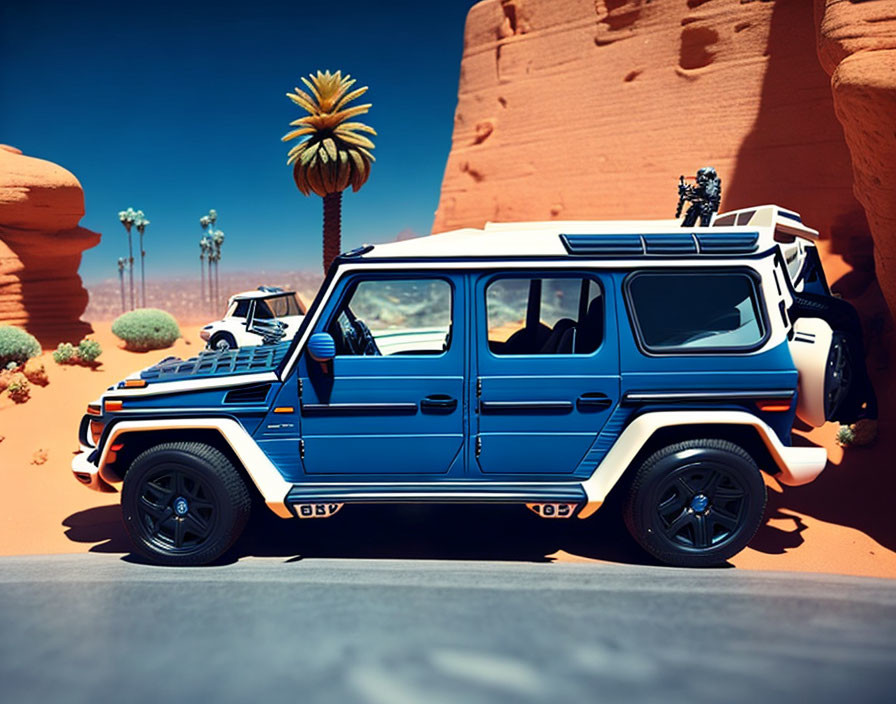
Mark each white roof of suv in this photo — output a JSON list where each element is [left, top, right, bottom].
[[363, 205, 819, 261]]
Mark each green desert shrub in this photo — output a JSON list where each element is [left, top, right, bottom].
[[112, 309, 180, 351], [6, 372, 30, 403], [76, 338, 102, 363], [0, 326, 41, 368], [53, 342, 76, 364]]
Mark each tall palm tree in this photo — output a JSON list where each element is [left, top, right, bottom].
[[117, 257, 127, 313], [200, 210, 223, 312], [199, 237, 207, 305], [118, 207, 137, 310], [283, 70, 376, 272], [212, 229, 224, 311], [134, 210, 150, 307]]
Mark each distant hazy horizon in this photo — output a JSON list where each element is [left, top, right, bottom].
[[1, 0, 475, 281]]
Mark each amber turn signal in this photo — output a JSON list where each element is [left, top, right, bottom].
[[756, 400, 791, 412], [123, 379, 147, 388]]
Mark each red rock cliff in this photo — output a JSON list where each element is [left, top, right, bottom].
[[434, 0, 866, 259], [0, 146, 100, 345], [815, 0, 896, 323]]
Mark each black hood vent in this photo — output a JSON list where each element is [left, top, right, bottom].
[[224, 384, 272, 404]]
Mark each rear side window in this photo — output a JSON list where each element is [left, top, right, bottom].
[[486, 276, 603, 355], [626, 271, 766, 353]]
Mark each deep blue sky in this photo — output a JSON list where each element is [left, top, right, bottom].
[[0, 0, 474, 282]]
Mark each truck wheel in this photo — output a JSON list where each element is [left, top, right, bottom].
[[208, 332, 237, 351], [121, 442, 251, 566], [623, 439, 766, 567]]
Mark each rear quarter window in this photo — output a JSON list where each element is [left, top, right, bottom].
[[625, 270, 767, 354]]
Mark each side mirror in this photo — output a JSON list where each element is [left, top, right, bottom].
[[308, 332, 335, 362]]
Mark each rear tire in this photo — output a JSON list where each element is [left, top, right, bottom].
[[121, 442, 251, 566], [623, 439, 766, 567]]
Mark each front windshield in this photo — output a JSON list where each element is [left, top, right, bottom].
[[255, 293, 303, 319]]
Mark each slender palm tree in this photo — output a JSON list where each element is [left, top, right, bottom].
[[200, 210, 223, 312], [212, 229, 224, 311], [134, 210, 150, 307], [199, 237, 207, 305], [118, 207, 138, 310], [283, 70, 376, 272], [117, 257, 127, 313]]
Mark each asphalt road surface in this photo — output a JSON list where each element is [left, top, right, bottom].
[[1, 554, 894, 704]]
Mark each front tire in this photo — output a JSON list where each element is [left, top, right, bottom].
[[623, 439, 766, 567], [122, 442, 251, 566], [208, 332, 237, 351]]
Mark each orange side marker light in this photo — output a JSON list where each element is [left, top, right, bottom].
[[756, 400, 791, 412]]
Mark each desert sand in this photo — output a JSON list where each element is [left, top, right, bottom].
[[0, 315, 894, 579]]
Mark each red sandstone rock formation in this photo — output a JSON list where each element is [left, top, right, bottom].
[[0, 146, 100, 345], [434, 0, 864, 253], [815, 0, 896, 323]]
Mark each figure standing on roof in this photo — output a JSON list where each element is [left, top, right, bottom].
[[676, 167, 721, 227]]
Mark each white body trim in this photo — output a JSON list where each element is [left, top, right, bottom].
[[71, 418, 293, 517], [577, 410, 828, 518], [789, 318, 834, 427]]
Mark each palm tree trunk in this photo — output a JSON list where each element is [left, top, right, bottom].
[[140, 231, 146, 308], [200, 255, 205, 305], [208, 259, 214, 313], [322, 191, 342, 273], [215, 259, 220, 313], [127, 232, 135, 310], [119, 270, 125, 313]]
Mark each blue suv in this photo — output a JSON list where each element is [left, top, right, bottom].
[[72, 205, 875, 566]]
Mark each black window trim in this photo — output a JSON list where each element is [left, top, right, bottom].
[[622, 267, 771, 357], [483, 271, 606, 359]]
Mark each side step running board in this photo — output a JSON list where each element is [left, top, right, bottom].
[[285, 482, 586, 509]]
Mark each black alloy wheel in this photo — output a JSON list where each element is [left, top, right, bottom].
[[623, 439, 766, 567], [122, 442, 251, 566], [824, 332, 853, 420], [136, 468, 216, 552]]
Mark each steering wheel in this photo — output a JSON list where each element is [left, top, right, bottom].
[[352, 318, 381, 356], [339, 321, 362, 355]]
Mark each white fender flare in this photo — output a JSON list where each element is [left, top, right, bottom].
[[578, 410, 828, 519], [92, 418, 293, 518]]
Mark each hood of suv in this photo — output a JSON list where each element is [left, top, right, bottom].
[[133, 340, 292, 385]]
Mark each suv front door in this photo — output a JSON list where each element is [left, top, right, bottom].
[[473, 272, 620, 477], [298, 273, 464, 477]]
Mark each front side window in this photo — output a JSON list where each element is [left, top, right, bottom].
[[327, 278, 452, 356], [228, 299, 251, 319], [486, 276, 603, 355], [626, 271, 766, 353]]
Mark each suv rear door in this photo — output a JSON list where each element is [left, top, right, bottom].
[[472, 271, 620, 477]]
